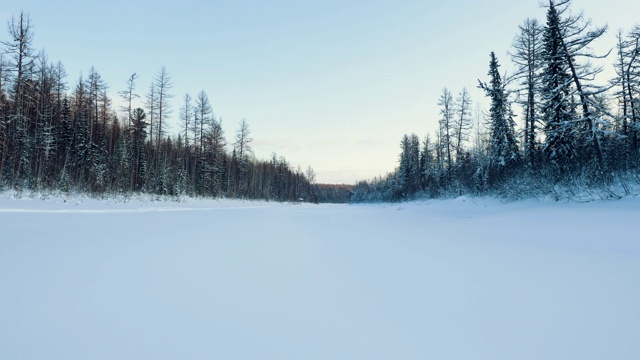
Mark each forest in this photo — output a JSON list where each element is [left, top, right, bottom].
[[0, 12, 316, 202], [352, 1, 640, 202], [2, 1, 640, 204]]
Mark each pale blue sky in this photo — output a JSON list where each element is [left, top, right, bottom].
[[1, 1, 637, 183]]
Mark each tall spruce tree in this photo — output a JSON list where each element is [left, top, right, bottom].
[[397, 134, 422, 198], [130, 107, 147, 190], [541, 0, 608, 168], [479, 52, 519, 180], [540, 1, 577, 167], [420, 134, 436, 191]]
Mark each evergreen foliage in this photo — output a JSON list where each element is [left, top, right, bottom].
[[0, 12, 314, 202], [351, 0, 640, 203], [480, 52, 520, 181], [2, 2, 638, 204]]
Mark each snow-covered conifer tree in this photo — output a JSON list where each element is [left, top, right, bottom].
[[541, 0, 608, 168], [479, 52, 519, 180]]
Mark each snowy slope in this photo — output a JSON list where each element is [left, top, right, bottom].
[[1, 194, 638, 360]]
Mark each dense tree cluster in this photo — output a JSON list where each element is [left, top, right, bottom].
[[0, 12, 313, 201], [312, 184, 353, 204], [352, 0, 640, 202]]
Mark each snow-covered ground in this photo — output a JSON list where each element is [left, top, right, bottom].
[[1, 193, 638, 360]]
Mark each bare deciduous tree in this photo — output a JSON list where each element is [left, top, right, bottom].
[[512, 18, 544, 166], [154, 66, 173, 146]]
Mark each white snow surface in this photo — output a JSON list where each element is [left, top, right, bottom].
[[1, 193, 639, 360]]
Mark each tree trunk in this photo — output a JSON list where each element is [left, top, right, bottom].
[[561, 40, 604, 165]]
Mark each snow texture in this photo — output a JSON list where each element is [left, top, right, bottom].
[[1, 194, 639, 359]]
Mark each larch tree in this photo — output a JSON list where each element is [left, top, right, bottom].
[[154, 66, 173, 146], [613, 26, 640, 157], [180, 92, 198, 192], [193, 90, 213, 195], [453, 87, 472, 162], [83, 67, 109, 190], [1, 12, 36, 186], [0, 53, 7, 114], [86, 67, 106, 134], [33, 51, 58, 189], [512, 18, 544, 166], [180, 93, 192, 152], [438, 88, 454, 172], [234, 119, 252, 197], [194, 90, 213, 154], [0, 11, 316, 202], [1, 12, 36, 120], [52, 61, 67, 109], [144, 81, 157, 146], [119, 73, 139, 128], [203, 116, 226, 196], [0, 54, 9, 180]]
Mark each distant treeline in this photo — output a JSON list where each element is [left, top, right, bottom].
[[312, 184, 353, 204], [352, 1, 640, 202], [0, 12, 314, 202]]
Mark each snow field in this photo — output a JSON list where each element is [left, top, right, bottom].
[[1, 194, 639, 359]]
